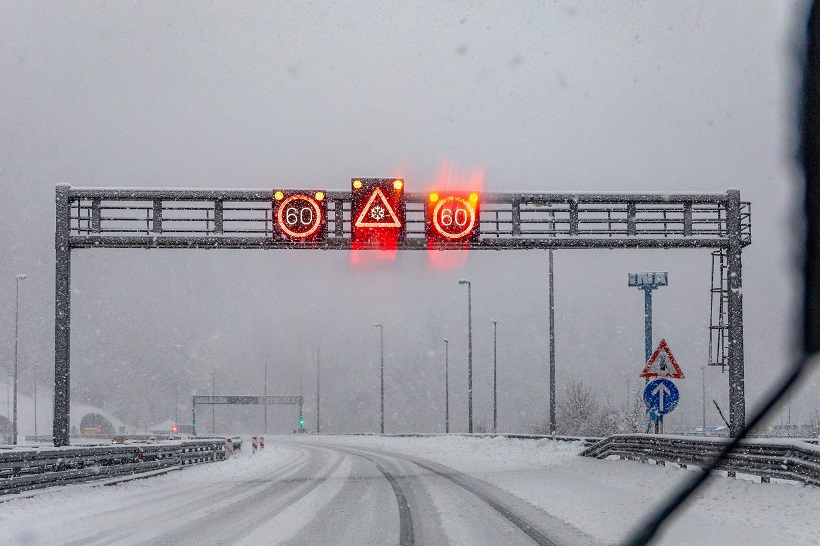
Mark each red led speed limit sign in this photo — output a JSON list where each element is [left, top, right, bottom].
[[427, 192, 480, 245], [273, 190, 327, 241]]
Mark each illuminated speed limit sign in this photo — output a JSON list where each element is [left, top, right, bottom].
[[427, 192, 480, 245], [273, 191, 327, 241]]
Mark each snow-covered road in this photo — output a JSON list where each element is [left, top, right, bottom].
[[1, 435, 819, 545]]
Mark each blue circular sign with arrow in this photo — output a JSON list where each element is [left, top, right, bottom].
[[643, 378, 680, 415]]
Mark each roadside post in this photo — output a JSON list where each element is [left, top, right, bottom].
[[629, 272, 668, 432], [640, 339, 684, 433]]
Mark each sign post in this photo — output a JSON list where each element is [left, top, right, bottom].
[[630, 272, 669, 433], [641, 339, 684, 433]]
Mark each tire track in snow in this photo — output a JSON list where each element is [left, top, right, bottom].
[[62, 445, 311, 546], [323, 443, 559, 546], [326, 446, 415, 546]]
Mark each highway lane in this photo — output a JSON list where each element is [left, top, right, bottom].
[[1, 439, 599, 545]]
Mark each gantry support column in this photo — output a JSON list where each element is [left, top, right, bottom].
[[54, 184, 72, 447], [726, 189, 746, 437]]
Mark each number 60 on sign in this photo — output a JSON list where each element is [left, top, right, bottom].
[[273, 190, 327, 242]]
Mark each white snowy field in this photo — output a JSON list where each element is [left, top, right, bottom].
[[0, 434, 818, 545]]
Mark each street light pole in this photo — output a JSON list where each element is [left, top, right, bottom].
[[264, 361, 268, 434], [549, 248, 556, 436], [211, 372, 215, 435], [174, 381, 178, 428], [316, 348, 320, 434], [459, 280, 473, 433], [492, 320, 497, 434], [13, 274, 26, 445], [444, 339, 449, 433], [701, 363, 706, 433], [375, 323, 384, 434], [34, 361, 38, 440]]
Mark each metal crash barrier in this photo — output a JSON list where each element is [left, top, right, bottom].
[[0, 438, 241, 496], [580, 434, 820, 486]]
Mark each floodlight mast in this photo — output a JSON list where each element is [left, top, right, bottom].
[[52, 185, 750, 446]]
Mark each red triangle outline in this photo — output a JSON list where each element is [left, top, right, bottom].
[[640, 339, 684, 378], [354, 187, 402, 228]]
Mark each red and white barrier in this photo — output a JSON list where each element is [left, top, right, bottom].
[[225, 438, 234, 458], [252, 436, 258, 454], [259, 436, 265, 450]]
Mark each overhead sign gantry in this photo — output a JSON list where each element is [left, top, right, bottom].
[[53, 181, 751, 446]]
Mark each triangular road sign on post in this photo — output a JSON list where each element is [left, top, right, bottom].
[[640, 339, 684, 379]]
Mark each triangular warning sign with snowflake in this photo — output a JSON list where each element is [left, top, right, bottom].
[[355, 187, 402, 228], [640, 339, 684, 379]]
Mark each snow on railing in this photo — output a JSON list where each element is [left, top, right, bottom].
[[344, 432, 603, 447], [579, 433, 820, 486], [0, 438, 237, 495]]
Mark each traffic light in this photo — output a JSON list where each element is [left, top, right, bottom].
[[427, 191, 481, 246], [351, 178, 405, 249], [299, 417, 305, 428], [171, 425, 178, 433]]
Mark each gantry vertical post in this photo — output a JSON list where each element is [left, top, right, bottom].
[[726, 189, 746, 437], [54, 184, 72, 447]]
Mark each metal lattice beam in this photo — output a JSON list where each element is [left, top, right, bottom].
[[62, 185, 751, 250]]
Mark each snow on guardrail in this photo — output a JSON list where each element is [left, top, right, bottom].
[[579, 433, 820, 486], [0, 438, 240, 496]]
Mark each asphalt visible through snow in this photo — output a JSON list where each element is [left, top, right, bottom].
[[1, 438, 599, 545]]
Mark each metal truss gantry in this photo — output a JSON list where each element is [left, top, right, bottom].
[[191, 395, 303, 435], [54, 185, 751, 445]]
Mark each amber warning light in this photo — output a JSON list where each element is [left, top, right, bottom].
[[428, 191, 480, 244]]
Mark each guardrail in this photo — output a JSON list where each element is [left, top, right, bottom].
[[341, 432, 603, 447], [580, 434, 820, 486], [0, 438, 238, 496]]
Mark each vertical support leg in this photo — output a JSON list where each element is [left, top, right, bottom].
[[54, 185, 72, 447], [726, 190, 746, 437], [192, 401, 196, 436]]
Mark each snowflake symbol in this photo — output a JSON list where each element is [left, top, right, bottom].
[[369, 205, 386, 221]]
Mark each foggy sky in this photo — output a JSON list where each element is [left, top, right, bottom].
[[1, 1, 815, 434]]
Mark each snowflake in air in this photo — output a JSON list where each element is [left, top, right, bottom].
[[370, 205, 386, 221]]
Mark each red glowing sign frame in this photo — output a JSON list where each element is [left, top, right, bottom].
[[351, 178, 405, 248], [427, 192, 481, 245], [273, 191, 327, 242]]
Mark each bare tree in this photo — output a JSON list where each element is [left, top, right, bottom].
[[557, 380, 600, 435], [618, 389, 646, 433]]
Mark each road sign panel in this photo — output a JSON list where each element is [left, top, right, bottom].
[[643, 378, 680, 415], [427, 192, 481, 245], [351, 178, 405, 248], [640, 339, 684, 378], [273, 191, 327, 241]]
